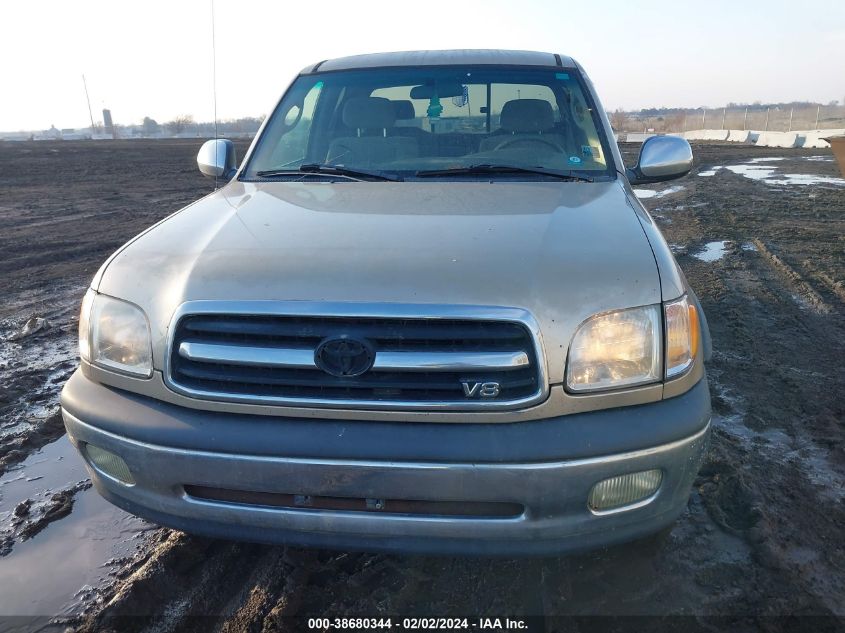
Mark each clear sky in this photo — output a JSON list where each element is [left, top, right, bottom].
[[2, 0, 844, 131]]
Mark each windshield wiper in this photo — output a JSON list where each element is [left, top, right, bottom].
[[255, 164, 402, 181], [415, 164, 594, 182]]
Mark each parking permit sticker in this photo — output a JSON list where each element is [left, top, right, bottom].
[[568, 156, 582, 164], [555, 73, 570, 80], [581, 145, 593, 158]]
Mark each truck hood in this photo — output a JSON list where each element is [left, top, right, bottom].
[[97, 179, 661, 383]]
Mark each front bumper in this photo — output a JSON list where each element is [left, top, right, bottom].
[[61, 370, 711, 556]]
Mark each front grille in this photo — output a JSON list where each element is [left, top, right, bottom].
[[167, 310, 545, 410]]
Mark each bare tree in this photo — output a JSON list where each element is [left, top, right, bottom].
[[609, 109, 629, 133], [663, 113, 685, 133], [142, 117, 160, 135], [167, 114, 195, 135]]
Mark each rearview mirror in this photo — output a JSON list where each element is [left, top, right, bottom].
[[626, 136, 692, 185], [197, 139, 238, 180], [409, 83, 465, 99]]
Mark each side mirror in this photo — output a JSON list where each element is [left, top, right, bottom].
[[197, 139, 237, 180], [626, 136, 692, 185]]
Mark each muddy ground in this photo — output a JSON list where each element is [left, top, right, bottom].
[[0, 140, 843, 632]]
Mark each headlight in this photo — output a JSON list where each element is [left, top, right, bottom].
[[81, 293, 153, 377], [664, 295, 699, 378], [78, 288, 96, 361], [566, 305, 661, 392]]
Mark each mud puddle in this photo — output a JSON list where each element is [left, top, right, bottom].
[[696, 155, 845, 187], [633, 184, 685, 199], [692, 240, 729, 262], [0, 436, 152, 619], [0, 288, 80, 444]]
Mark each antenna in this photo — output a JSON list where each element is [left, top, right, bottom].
[[82, 74, 96, 136], [211, 0, 219, 189]]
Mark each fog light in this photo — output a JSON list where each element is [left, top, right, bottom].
[[588, 469, 662, 513], [83, 444, 135, 485]]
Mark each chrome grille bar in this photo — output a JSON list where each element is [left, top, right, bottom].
[[179, 341, 530, 372], [377, 350, 529, 372], [179, 342, 314, 368]]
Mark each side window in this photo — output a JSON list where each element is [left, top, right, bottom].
[[267, 81, 323, 168]]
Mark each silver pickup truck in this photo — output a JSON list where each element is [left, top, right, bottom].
[[61, 49, 711, 555]]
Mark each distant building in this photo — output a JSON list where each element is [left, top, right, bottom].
[[42, 125, 61, 140], [61, 128, 91, 140], [0, 131, 33, 141], [103, 109, 115, 137]]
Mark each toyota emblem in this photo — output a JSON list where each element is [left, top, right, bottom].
[[314, 336, 376, 378]]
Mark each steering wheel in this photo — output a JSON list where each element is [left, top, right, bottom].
[[492, 137, 563, 153]]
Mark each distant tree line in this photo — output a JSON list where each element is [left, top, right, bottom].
[[609, 100, 845, 134], [132, 114, 265, 137], [634, 99, 840, 117]]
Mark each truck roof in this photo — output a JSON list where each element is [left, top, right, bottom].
[[301, 49, 576, 74]]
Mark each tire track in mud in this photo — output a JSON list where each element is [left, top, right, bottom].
[[649, 145, 845, 616], [751, 238, 832, 314], [74, 542, 555, 630], [806, 267, 845, 304]]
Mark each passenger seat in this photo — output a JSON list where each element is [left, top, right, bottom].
[[327, 97, 419, 167]]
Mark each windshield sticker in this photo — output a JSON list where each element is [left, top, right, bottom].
[[581, 145, 593, 158], [555, 72, 570, 80], [568, 156, 582, 164]]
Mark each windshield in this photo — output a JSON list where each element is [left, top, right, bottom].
[[242, 66, 615, 181]]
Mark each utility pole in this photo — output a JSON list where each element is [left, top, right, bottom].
[[788, 107, 794, 132], [743, 106, 748, 130], [82, 74, 96, 135], [764, 107, 770, 131], [721, 108, 726, 130], [702, 109, 706, 128], [815, 104, 820, 130]]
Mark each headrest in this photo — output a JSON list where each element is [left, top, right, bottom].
[[343, 97, 396, 129], [500, 99, 555, 133], [391, 100, 416, 120]]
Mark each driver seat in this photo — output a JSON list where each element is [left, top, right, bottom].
[[478, 99, 566, 153], [326, 97, 418, 167]]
